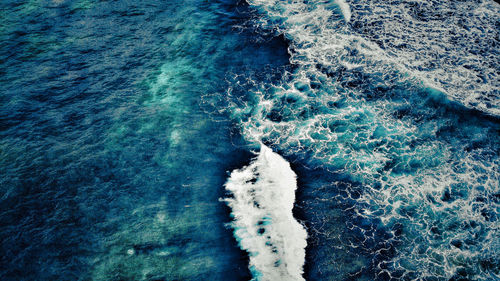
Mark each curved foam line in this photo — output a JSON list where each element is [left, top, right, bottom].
[[335, 0, 351, 22], [225, 144, 307, 281]]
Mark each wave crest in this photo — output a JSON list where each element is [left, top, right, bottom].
[[225, 144, 307, 281], [219, 0, 500, 279]]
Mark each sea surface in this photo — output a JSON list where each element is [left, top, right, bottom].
[[0, 0, 498, 280]]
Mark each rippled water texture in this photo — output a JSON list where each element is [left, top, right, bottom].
[[1, 0, 499, 281], [207, 0, 499, 280], [0, 0, 288, 280]]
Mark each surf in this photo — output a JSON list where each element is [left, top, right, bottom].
[[224, 144, 307, 281], [217, 0, 500, 279]]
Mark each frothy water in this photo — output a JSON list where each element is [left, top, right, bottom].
[[245, 0, 499, 116], [225, 144, 307, 281], [210, 0, 500, 279], [348, 0, 500, 116], [335, 0, 351, 22], [2, 0, 499, 280]]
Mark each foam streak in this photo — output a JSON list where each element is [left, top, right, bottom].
[[335, 0, 351, 22], [225, 144, 307, 281]]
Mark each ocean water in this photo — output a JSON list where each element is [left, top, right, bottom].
[[0, 0, 288, 280], [1, 0, 499, 281]]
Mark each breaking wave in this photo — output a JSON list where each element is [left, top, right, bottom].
[[225, 144, 307, 281], [212, 0, 500, 280]]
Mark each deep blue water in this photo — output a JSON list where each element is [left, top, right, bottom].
[[0, 0, 288, 279], [1, 0, 499, 280]]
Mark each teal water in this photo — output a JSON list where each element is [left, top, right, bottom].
[[1, 0, 499, 280], [208, 0, 499, 280], [0, 0, 288, 280]]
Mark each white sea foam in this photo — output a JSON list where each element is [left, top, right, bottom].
[[219, 0, 500, 279], [335, 0, 351, 22], [346, 0, 500, 116], [225, 144, 307, 281], [246, 0, 500, 116]]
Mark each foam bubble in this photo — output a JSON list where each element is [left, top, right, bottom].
[[225, 144, 307, 281]]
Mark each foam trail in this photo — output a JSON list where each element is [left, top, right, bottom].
[[225, 144, 307, 281], [245, 0, 500, 116], [215, 0, 500, 279], [335, 0, 351, 22]]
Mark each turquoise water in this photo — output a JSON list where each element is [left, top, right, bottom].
[[1, 0, 499, 280], [0, 0, 287, 279], [208, 0, 499, 280]]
